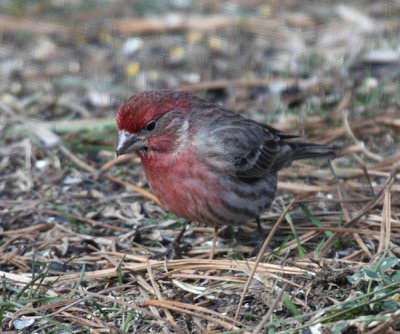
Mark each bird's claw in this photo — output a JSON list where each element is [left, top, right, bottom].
[[152, 242, 191, 260], [152, 222, 191, 259]]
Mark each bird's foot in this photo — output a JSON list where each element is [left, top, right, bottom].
[[249, 217, 272, 257], [249, 237, 273, 257], [151, 221, 191, 260], [152, 242, 191, 260]]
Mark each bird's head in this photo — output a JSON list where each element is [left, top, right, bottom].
[[116, 90, 191, 157]]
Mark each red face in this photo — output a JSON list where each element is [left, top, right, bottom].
[[116, 90, 191, 134], [115, 90, 191, 157]]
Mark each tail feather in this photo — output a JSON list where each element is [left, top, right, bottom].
[[291, 143, 336, 161], [270, 142, 335, 173]]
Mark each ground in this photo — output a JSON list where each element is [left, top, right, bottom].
[[0, 1, 400, 333]]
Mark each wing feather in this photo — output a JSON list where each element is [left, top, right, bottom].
[[191, 101, 333, 182]]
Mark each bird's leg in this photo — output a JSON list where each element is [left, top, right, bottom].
[[256, 217, 264, 235], [209, 226, 219, 259], [250, 217, 271, 257], [153, 221, 191, 260]]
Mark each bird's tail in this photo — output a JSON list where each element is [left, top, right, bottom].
[[271, 142, 335, 173], [291, 143, 336, 161]]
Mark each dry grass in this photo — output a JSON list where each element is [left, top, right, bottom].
[[1, 1, 400, 333]]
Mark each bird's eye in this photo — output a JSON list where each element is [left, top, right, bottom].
[[146, 120, 156, 131]]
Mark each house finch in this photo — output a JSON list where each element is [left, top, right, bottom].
[[116, 90, 334, 229]]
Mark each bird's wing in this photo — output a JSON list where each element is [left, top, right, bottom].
[[193, 109, 294, 180], [233, 122, 295, 180]]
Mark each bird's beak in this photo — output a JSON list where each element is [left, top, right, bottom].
[[116, 131, 146, 156]]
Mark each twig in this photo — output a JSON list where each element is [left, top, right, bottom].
[[114, 15, 239, 34], [103, 173, 160, 204], [0, 100, 158, 204], [329, 161, 372, 259], [252, 283, 288, 333], [373, 188, 392, 262], [0, 223, 54, 236], [364, 309, 400, 334], [146, 261, 182, 334], [98, 154, 138, 174], [36, 208, 128, 233], [59, 145, 159, 203], [0, 16, 70, 36], [144, 300, 245, 331], [179, 76, 334, 92], [209, 227, 219, 260], [343, 110, 382, 162], [319, 166, 399, 256], [234, 198, 298, 321]]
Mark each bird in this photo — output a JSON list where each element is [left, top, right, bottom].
[[116, 90, 334, 254]]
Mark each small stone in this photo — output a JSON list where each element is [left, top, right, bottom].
[[122, 37, 144, 56]]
